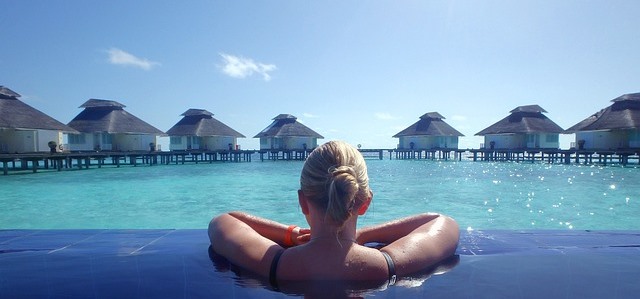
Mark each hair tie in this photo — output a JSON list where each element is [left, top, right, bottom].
[[327, 165, 337, 175]]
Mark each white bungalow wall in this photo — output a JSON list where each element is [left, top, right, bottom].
[[526, 133, 559, 149], [484, 133, 559, 149], [67, 133, 92, 151], [0, 129, 62, 152], [112, 134, 157, 151], [575, 130, 636, 150], [169, 136, 239, 151], [169, 136, 199, 151], [202, 136, 237, 150], [67, 133, 112, 151], [259, 137, 318, 150], [398, 136, 459, 149], [37, 130, 62, 152]]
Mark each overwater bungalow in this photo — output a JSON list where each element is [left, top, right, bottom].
[[565, 92, 640, 150], [254, 114, 323, 150], [475, 105, 563, 150], [166, 109, 245, 151], [393, 112, 464, 150], [67, 99, 165, 151], [0, 86, 78, 153]]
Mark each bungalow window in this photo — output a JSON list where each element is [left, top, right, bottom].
[[170, 137, 182, 145], [68, 134, 85, 144], [527, 134, 535, 142], [545, 134, 559, 143], [102, 134, 112, 145]]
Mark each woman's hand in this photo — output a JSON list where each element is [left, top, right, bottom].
[[294, 228, 312, 245]]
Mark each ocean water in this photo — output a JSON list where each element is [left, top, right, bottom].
[[1, 159, 638, 230]]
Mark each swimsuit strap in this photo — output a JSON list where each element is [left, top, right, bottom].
[[380, 251, 397, 286], [269, 249, 284, 290]]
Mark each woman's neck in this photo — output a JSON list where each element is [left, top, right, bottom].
[[308, 218, 358, 244], [306, 202, 359, 244]]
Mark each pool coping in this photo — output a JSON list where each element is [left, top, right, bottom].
[[1, 229, 639, 298]]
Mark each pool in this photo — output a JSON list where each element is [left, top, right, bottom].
[[2, 229, 639, 298], [2, 160, 639, 297], [2, 160, 638, 230]]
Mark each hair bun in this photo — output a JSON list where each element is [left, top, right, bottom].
[[327, 165, 360, 221], [329, 165, 357, 179]]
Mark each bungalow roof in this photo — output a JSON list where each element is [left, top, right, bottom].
[[0, 86, 78, 133], [510, 104, 547, 113], [393, 112, 464, 137], [81, 98, 125, 108], [67, 99, 165, 135], [565, 92, 640, 132], [166, 109, 245, 137], [254, 114, 324, 138], [475, 104, 564, 136]]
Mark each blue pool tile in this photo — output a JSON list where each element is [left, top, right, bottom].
[[1, 229, 640, 298]]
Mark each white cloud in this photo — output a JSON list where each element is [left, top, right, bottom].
[[303, 112, 319, 118], [374, 112, 396, 120], [218, 53, 276, 81], [451, 115, 467, 121], [106, 48, 159, 70]]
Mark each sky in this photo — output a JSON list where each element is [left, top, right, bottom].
[[2, 0, 639, 150]]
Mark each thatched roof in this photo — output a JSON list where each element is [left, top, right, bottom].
[[393, 112, 464, 137], [166, 109, 245, 137], [510, 105, 547, 113], [67, 99, 165, 135], [0, 86, 21, 98], [0, 86, 78, 133], [475, 104, 564, 136], [254, 114, 324, 138], [81, 98, 125, 108], [565, 93, 640, 132]]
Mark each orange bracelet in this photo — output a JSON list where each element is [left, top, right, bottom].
[[283, 225, 298, 247]]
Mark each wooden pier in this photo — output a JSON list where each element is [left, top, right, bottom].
[[2, 147, 640, 176], [257, 149, 312, 161], [358, 149, 390, 160], [390, 149, 467, 161], [467, 149, 640, 165], [0, 150, 256, 175]]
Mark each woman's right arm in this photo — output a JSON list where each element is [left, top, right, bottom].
[[208, 212, 309, 277], [356, 213, 459, 276]]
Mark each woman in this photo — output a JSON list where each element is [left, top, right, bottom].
[[208, 141, 459, 288]]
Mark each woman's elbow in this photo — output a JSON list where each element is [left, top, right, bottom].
[[208, 213, 235, 245], [440, 215, 460, 254]]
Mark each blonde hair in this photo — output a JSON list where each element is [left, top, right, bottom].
[[300, 141, 370, 227]]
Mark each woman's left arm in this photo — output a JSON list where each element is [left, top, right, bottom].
[[208, 212, 309, 277]]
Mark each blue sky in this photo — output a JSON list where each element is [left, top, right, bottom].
[[2, 0, 639, 150]]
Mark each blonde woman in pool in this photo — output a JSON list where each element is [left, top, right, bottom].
[[208, 141, 459, 288]]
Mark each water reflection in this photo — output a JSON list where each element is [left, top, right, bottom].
[[208, 246, 460, 298]]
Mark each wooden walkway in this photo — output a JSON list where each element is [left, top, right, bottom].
[[468, 149, 640, 165], [2, 148, 640, 175], [359, 148, 640, 166], [257, 149, 312, 161], [358, 149, 467, 161], [0, 150, 256, 175]]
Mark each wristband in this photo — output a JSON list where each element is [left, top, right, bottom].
[[283, 225, 298, 247]]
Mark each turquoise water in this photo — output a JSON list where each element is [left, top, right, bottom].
[[1, 160, 638, 230]]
